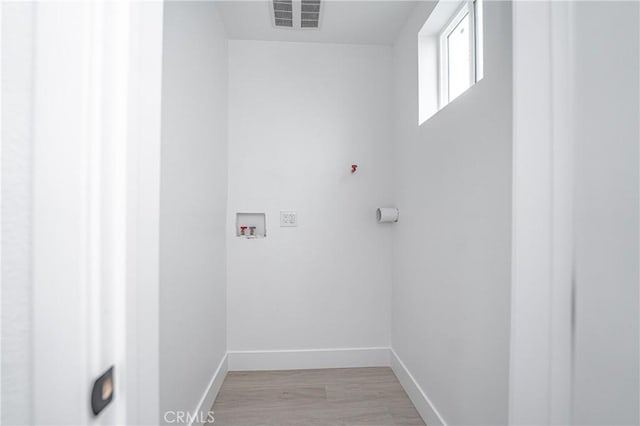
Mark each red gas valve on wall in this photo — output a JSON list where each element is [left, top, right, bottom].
[[351, 164, 358, 173]]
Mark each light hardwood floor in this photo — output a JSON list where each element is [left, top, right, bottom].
[[210, 367, 425, 425]]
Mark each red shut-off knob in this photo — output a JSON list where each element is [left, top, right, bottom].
[[351, 164, 358, 173]]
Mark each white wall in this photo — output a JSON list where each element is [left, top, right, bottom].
[[391, 2, 512, 425], [159, 2, 228, 420], [227, 40, 394, 356], [571, 2, 639, 424], [1, 3, 35, 424]]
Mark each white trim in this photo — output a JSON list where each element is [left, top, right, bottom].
[[390, 349, 447, 426], [126, 2, 164, 424], [438, 0, 480, 108], [509, 2, 574, 424], [548, 3, 575, 424], [468, 0, 477, 83], [475, 0, 484, 81], [509, 3, 553, 423], [188, 354, 228, 426], [438, 2, 469, 107], [0, 0, 4, 420], [227, 347, 390, 371]]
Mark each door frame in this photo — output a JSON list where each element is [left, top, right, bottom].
[[509, 2, 575, 425], [125, 3, 164, 425]]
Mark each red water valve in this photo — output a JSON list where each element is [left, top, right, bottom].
[[351, 164, 358, 173]]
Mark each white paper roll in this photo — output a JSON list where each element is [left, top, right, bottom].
[[377, 207, 399, 223]]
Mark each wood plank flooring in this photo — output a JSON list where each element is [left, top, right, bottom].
[[210, 367, 425, 425]]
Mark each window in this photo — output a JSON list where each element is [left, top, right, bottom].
[[439, 1, 482, 107], [418, 0, 483, 124]]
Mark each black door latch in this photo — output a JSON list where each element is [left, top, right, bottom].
[[91, 366, 114, 416]]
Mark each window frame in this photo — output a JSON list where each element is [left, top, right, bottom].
[[438, 0, 478, 108]]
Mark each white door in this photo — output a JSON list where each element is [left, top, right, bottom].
[[29, 2, 163, 425]]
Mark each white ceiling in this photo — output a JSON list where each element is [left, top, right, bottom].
[[215, 1, 419, 46]]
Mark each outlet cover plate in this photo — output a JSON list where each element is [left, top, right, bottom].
[[280, 211, 297, 227]]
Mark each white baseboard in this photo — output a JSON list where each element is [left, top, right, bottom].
[[189, 353, 228, 426], [390, 349, 447, 426], [227, 347, 391, 371]]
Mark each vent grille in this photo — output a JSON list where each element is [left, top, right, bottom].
[[300, 0, 320, 28], [272, 0, 321, 29], [273, 0, 293, 27]]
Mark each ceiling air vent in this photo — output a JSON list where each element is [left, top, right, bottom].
[[272, 0, 321, 29], [273, 0, 293, 28], [301, 0, 321, 28]]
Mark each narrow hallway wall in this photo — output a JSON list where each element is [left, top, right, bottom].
[[160, 2, 228, 420], [391, 2, 513, 424]]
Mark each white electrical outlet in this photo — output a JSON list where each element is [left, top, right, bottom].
[[280, 211, 297, 227]]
